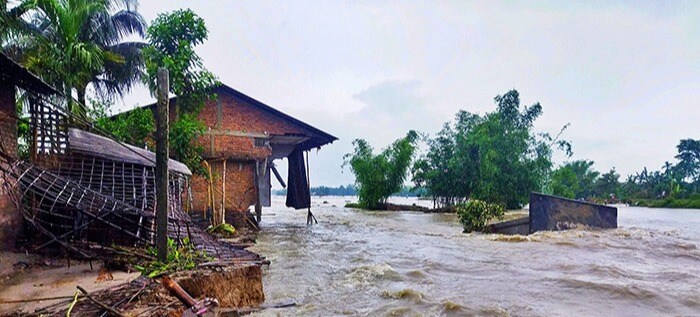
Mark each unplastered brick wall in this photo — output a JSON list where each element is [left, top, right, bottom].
[[209, 135, 270, 159], [184, 87, 317, 219], [0, 83, 16, 158], [190, 160, 257, 216], [0, 82, 20, 250], [203, 90, 311, 135]]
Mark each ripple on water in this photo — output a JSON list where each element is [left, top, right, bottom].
[[589, 264, 641, 280], [381, 288, 425, 302], [477, 305, 510, 317], [553, 277, 662, 302], [405, 269, 427, 279], [344, 263, 402, 286], [487, 234, 532, 243]]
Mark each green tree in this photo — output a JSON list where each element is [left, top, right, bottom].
[[550, 166, 578, 198], [91, 99, 154, 148], [675, 139, 700, 184], [465, 90, 569, 208], [142, 9, 217, 113], [412, 123, 468, 207], [549, 160, 599, 199], [169, 114, 205, 174], [11, 0, 147, 117], [344, 131, 419, 209], [594, 168, 620, 199], [413, 90, 570, 209], [0, 0, 36, 46], [142, 9, 217, 174]]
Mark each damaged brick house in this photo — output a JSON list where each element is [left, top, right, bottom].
[[134, 84, 337, 227], [0, 52, 59, 250], [0, 53, 258, 262]]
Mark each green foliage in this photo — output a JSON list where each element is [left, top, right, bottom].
[[143, 9, 217, 113], [550, 160, 599, 199], [169, 114, 206, 174], [16, 99, 30, 159], [413, 90, 571, 209], [633, 198, 700, 209], [344, 131, 419, 209], [549, 138, 699, 204], [134, 237, 209, 278], [7, 0, 147, 116], [91, 99, 154, 148], [594, 168, 620, 199], [675, 139, 700, 184], [142, 9, 217, 174], [456, 200, 505, 233], [206, 223, 236, 236]]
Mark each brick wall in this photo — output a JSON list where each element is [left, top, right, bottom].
[[189, 88, 311, 220], [0, 82, 20, 250], [203, 91, 310, 135], [191, 160, 257, 217]]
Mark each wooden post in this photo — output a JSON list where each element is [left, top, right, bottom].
[[155, 68, 170, 262], [254, 161, 262, 223], [306, 151, 317, 225]]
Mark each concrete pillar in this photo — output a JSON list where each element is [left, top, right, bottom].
[[0, 81, 21, 250]]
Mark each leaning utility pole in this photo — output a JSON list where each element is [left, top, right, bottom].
[[156, 68, 170, 262]]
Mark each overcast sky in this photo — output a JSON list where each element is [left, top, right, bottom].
[[117, 0, 700, 188]]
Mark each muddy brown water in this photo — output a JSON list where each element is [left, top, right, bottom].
[[249, 196, 700, 317]]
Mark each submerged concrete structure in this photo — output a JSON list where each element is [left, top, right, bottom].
[[529, 192, 617, 233], [488, 193, 618, 235]]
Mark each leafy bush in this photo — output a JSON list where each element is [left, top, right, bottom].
[[206, 223, 236, 236], [134, 237, 210, 278], [344, 203, 362, 209], [169, 114, 206, 175], [343, 131, 419, 209], [92, 101, 155, 149], [456, 200, 505, 233]]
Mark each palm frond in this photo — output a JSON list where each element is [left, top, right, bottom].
[[110, 9, 146, 38]]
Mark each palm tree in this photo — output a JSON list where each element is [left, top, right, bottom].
[[11, 0, 146, 118], [1, 0, 43, 58]]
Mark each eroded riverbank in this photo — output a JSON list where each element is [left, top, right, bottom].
[[250, 196, 700, 316]]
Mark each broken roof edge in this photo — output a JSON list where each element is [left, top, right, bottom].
[[114, 83, 338, 148], [214, 84, 338, 146], [68, 128, 192, 176], [0, 52, 61, 96]]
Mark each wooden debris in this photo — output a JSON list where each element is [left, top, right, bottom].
[[76, 285, 125, 317]]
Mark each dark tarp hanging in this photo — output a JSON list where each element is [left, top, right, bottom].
[[285, 149, 310, 209]]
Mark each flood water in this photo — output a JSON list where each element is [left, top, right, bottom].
[[249, 196, 700, 317]]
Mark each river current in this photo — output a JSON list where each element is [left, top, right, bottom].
[[249, 196, 700, 317]]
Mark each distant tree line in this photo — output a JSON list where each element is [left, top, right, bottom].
[[276, 185, 429, 198], [274, 184, 358, 196], [549, 139, 700, 205]]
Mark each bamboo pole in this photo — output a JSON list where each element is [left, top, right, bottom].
[[222, 159, 226, 224], [155, 68, 170, 262]]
